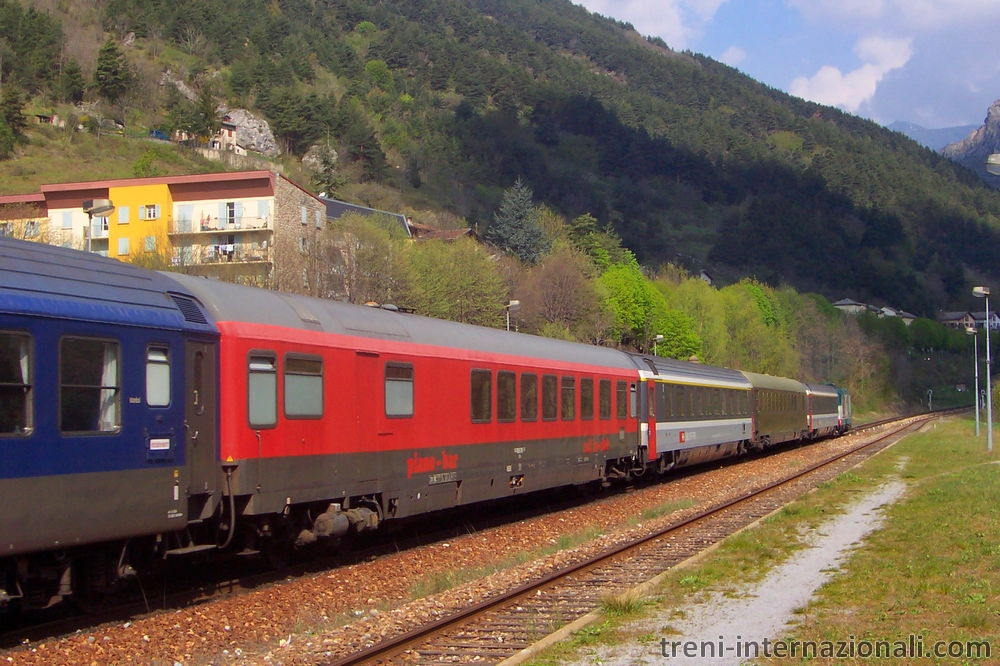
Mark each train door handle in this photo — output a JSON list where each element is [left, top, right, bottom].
[[185, 422, 199, 443]]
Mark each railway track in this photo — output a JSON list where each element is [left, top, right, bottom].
[[324, 411, 957, 666]]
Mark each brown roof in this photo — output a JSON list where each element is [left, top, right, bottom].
[[418, 228, 474, 241]]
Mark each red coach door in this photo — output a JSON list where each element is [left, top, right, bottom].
[[646, 380, 657, 462], [355, 351, 381, 482]]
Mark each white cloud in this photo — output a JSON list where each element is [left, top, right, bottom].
[[719, 45, 747, 66], [789, 36, 912, 112], [786, 0, 1000, 31], [575, 0, 731, 49]]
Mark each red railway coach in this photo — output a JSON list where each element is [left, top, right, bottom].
[[169, 275, 642, 550]]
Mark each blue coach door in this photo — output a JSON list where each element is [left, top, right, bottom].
[[185, 340, 218, 521]]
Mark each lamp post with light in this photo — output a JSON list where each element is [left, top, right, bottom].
[[504, 300, 520, 332], [82, 199, 115, 254], [653, 334, 664, 356], [974, 285, 992, 452], [966, 326, 981, 437]]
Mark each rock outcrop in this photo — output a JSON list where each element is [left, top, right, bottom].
[[942, 99, 1000, 188], [221, 108, 279, 156]]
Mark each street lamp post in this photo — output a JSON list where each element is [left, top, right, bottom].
[[967, 326, 981, 437], [504, 299, 520, 332], [82, 199, 115, 254], [653, 334, 664, 356], [974, 286, 992, 452]]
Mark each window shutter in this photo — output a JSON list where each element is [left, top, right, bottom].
[[218, 203, 226, 225], [316, 209, 323, 228], [138, 206, 146, 220], [118, 238, 130, 255], [154, 204, 161, 219], [119, 206, 129, 224], [301, 206, 307, 225], [235, 202, 243, 222]]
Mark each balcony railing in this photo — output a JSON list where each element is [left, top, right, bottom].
[[170, 216, 271, 235], [173, 243, 272, 267]]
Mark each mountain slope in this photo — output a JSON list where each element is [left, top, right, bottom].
[[7, 0, 1000, 314], [887, 121, 979, 151]]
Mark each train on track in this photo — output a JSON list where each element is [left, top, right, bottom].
[[0, 237, 851, 610]]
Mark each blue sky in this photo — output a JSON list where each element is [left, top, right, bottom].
[[574, 0, 1000, 129]]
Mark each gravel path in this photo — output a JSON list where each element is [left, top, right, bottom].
[[567, 480, 908, 666], [0, 424, 904, 666]]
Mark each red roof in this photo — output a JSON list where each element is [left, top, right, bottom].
[[38, 170, 276, 193]]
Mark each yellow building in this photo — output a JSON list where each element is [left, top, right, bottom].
[[107, 182, 173, 260]]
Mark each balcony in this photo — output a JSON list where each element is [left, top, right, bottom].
[[169, 216, 271, 235], [174, 243, 272, 267]]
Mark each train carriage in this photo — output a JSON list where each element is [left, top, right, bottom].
[[632, 355, 754, 470], [168, 274, 643, 544], [0, 238, 219, 606], [805, 383, 841, 438], [741, 372, 809, 448]]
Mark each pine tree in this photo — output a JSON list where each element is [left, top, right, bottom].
[[58, 59, 85, 103], [484, 178, 550, 265], [93, 38, 131, 103], [0, 86, 25, 135]]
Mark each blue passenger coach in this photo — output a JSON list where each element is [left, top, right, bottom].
[[0, 238, 218, 607]]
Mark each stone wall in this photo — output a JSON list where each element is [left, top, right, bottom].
[[272, 176, 329, 297]]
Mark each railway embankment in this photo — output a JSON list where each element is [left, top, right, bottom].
[[534, 415, 997, 666]]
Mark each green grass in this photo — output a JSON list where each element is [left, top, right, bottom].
[[523, 416, 999, 666], [0, 124, 224, 194]]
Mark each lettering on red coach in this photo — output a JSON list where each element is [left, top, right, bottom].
[[407, 450, 459, 478]]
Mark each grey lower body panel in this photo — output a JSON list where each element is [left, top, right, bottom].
[[1, 467, 186, 557], [227, 434, 639, 518]]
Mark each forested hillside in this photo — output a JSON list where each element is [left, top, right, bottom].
[[4, 0, 1000, 314]]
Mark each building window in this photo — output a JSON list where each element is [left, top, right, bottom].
[[301, 206, 307, 225], [118, 206, 129, 224], [257, 200, 269, 221], [248, 354, 277, 428], [299, 237, 309, 254], [315, 209, 323, 229], [227, 202, 236, 227], [561, 376, 575, 420], [139, 204, 161, 220], [60, 338, 120, 433], [145, 236, 156, 252], [471, 369, 492, 423], [146, 347, 170, 407], [301, 268, 309, 289], [24, 221, 39, 237], [520, 373, 538, 422], [285, 355, 323, 418], [600, 379, 612, 420], [0, 332, 32, 435], [542, 374, 557, 421], [497, 371, 516, 422], [62, 212, 72, 229], [385, 363, 414, 418], [118, 237, 130, 255]]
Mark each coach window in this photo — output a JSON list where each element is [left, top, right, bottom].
[[599, 379, 611, 420], [497, 371, 516, 422], [630, 382, 637, 418], [521, 373, 538, 421], [0, 332, 32, 435], [542, 374, 558, 421], [385, 363, 414, 418], [60, 338, 120, 433], [712, 389, 721, 416], [248, 354, 277, 428], [146, 346, 171, 407], [471, 369, 492, 423], [580, 378, 594, 420], [286, 355, 324, 418], [561, 376, 576, 420], [616, 381, 627, 419]]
